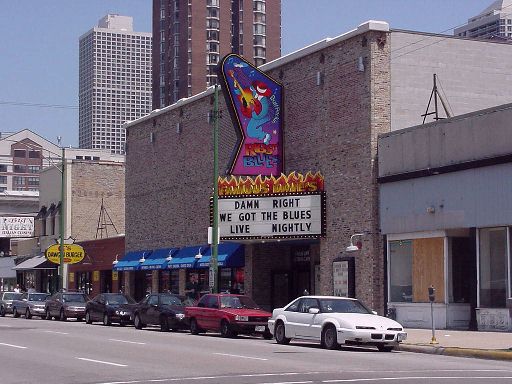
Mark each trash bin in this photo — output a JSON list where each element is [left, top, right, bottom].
[[386, 307, 396, 320]]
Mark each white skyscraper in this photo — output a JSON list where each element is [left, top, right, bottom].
[[454, 0, 512, 40], [79, 15, 152, 154]]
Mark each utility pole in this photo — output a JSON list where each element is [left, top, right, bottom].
[[59, 147, 65, 291]]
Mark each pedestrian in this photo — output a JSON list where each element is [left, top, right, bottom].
[[28, 285, 35, 293], [185, 274, 199, 301], [13, 284, 21, 293]]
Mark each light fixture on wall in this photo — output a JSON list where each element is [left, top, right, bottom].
[[112, 254, 119, 265], [139, 252, 146, 263], [195, 247, 203, 259], [166, 250, 173, 262], [346, 233, 365, 252]]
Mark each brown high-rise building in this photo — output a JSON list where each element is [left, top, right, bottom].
[[152, 0, 281, 108]]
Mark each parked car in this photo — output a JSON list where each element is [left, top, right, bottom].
[[85, 293, 136, 326], [11, 292, 50, 319], [0, 292, 23, 316], [132, 293, 188, 332], [45, 291, 88, 321], [268, 295, 407, 351], [185, 294, 272, 338]]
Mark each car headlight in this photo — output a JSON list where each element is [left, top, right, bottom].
[[115, 310, 121, 315], [175, 313, 185, 320], [235, 315, 249, 321]]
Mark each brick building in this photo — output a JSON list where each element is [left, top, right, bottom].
[[124, 21, 512, 313], [153, 0, 281, 108], [24, 149, 126, 293]]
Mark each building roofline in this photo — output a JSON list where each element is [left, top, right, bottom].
[[379, 102, 512, 140], [391, 27, 512, 46], [125, 20, 390, 129]]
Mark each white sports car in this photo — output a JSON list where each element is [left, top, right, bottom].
[[268, 296, 407, 351]]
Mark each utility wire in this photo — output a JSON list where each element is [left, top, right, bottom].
[[0, 101, 78, 110]]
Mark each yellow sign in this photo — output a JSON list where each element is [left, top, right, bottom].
[[93, 271, 100, 282], [45, 244, 85, 265], [69, 272, 75, 283], [112, 271, 118, 281]]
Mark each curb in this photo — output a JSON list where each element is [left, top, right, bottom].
[[398, 343, 512, 361]]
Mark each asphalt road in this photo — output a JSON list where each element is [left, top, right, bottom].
[[0, 315, 511, 384]]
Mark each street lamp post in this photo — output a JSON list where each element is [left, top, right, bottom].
[[210, 85, 220, 293]]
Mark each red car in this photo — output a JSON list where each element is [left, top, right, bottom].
[[185, 294, 272, 338]]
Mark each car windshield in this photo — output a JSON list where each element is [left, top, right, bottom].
[[106, 295, 135, 305], [28, 293, 48, 302], [160, 295, 183, 306], [318, 298, 372, 314], [62, 294, 86, 303], [220, 296, 259, 309], [3, 293, 22, 300]]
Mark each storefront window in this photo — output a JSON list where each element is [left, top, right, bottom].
[[389, 238, 445, 303], [389, 240, 413, 302], [159, 270, 178, 293], [479, 227, 507, 308], [76, 271, 92, 295]]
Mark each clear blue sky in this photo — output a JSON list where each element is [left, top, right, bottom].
[[0, 0, 488, 147]]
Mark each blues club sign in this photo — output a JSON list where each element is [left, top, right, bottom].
[[219, 54, 283, 176]]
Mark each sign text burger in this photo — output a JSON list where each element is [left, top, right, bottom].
[[45, 244, 85, 265]]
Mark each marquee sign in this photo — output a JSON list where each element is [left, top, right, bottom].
[[212, 192, 326, 240], [218, 171, 324, 197], [219, 54, 283, 176], [0, 217, 34, 238]]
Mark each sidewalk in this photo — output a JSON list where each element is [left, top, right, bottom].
[[399, 328, 512, 361]]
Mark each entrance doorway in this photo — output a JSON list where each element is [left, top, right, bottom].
[[271, 271, 290, 309]]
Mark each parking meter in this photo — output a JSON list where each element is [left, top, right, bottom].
[[428, 286, 435, 302]]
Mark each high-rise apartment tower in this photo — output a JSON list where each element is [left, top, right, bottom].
[[153, 0, 281, 108], [79, 15, 152, 154], [454, 0, 512, 40]]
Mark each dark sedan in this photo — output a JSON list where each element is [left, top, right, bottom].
[[85, 293, 136, 326], [45, 291, 88, 321], [132, 293, 188, 332]]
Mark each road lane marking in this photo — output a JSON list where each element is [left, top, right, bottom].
[[43, 330, 69, 335], [76, 357, 127, 367], [213, 352, 268, 361], [96, 372, 321, 384], [108, 338, 146, 345], [0, 342, 27, 349], [323, 377, 512, 383], [0, 324, 12, 327]]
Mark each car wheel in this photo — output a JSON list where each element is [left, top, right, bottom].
[[134, 314, 144, 330], [25, 308, 32, 319], [0, 306, 5, 317], [220, 320, 234, 338], [45, 308, 52, 320], [85, 311, 92, 324], [59, 309, 67, 321], [103, 313, 112, 326], [322, 325, 339, 350], [275, 321, 291, 345], [160, 316, 169, 332], [377, 344, 394, 352], [13, 307, 20, 318], [189, 318, 201, 335]]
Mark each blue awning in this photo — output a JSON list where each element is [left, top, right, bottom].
[[168, 245, 206, 269], [140, 248, 178, 270], [196, 243, 244, 269], [113, 250, 150, 271]]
